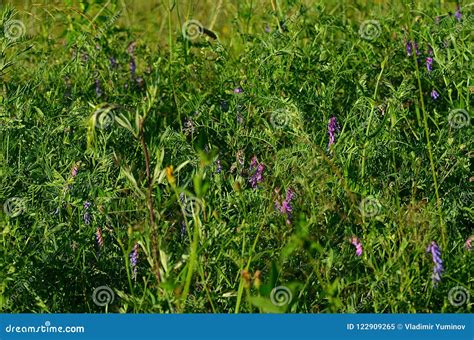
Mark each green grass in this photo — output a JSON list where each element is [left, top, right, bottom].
[[0, 0, 472, 313]]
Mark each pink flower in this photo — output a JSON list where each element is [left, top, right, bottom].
[[465, 236, 474, 250], [350, 237, 363, 256]]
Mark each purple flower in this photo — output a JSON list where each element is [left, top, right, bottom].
[[405, 40, 419, 57], [455, 6, 461, 22], [249, 156, 265, 188], [465, 236, 473, 250], [129, 57, 136, 78], [95, 79, 102, 97], [109, 56, 118, 68], [426, 57, 433, 72], [405, 41, 412, 56], [83, 201, 92, 224], [83, 201, 91, 210], [327, 116, 339, 150], [414, 41, 420, 56], [180, 221, 187, 238], [216, 159, 222, 173], [234, 87, 243, 94], [426, 241, 443, 286], [431, 89, 439, 100], [264, 24, 271, 33], [275, 188, 295, 224], [71, 165, 78, 177], [83, 212, 91, 225], [350, 237, 363, 256], [130, 242, 139, 280]]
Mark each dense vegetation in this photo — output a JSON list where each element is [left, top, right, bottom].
[[0, 0, 472, 313]]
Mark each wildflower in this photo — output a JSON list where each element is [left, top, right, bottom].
[[83, 212, 91, 225], [234, 87, 243, 94], [130, 242, 139, 280], [71, 163, 79, 177], [431, 89, 439, 100], [248, 156, 265, 188], [426, 241, 443, 286], [216, 159, 222, 174], [135, 77, 144, 88], [414, 41, 420, 55], [465, 236, 474, 250], [264, 24, 271, 33], [253, 270, 262, 289], [96, 227, 104, 248], [166, 166, 175, 186], [236, 150, 245, 166], [405, 40, 413, 56], [426, 57, 433, 72], [82, 201, 92, 224], [327, 116, 339, 150], [236, 112, 243, 125], [275, 188, 295, 224], [109, 56, 118, 68], [427, 44, 433, 56], [180, 220, 187, 238], [129, 57, 136, 78], [455, 6, 461, 22], [350, 237, 363, 256], [241, 269, 251, 288], [95, 79, 102, 97], [81, 52, 89, 63], [183, 117, 195, 135], [405, 40, 419, 57]]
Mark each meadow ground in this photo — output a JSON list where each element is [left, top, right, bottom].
[[0, 0, 472, 313]]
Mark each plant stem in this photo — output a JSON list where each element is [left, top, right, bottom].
[[139, 118, 161, 284], [409, 31, 445, 246]]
